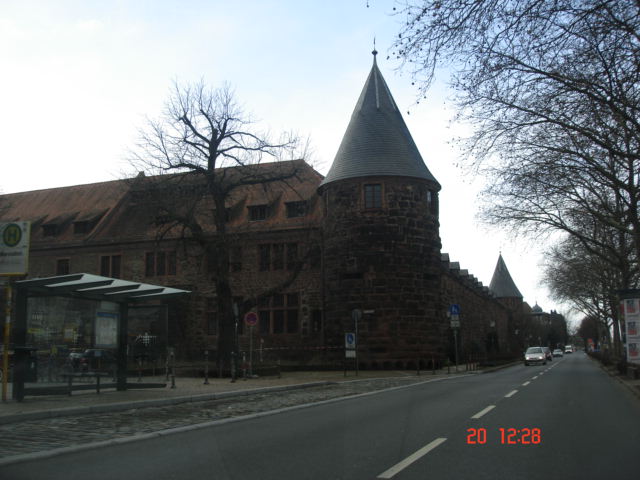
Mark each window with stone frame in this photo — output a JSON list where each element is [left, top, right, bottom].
[[248, 204, 268, 221], [258, 292, 299, 334], [100, 254, 122, 278], [364, 183, 382, 209], [145, 251, 177, 277], [259, 244, 271, 271], [258, 243, 298, 271], [56, 258, 70, 276]]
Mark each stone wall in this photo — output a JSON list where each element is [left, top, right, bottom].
[[321, 176, 446, 368]]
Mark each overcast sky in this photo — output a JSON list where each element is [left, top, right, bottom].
[[0, 1, 570, 322]]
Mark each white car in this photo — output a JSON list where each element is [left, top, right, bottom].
[[524, 347, 547, 366], [564, 345, 573, 354], [552, 349, 564, 357]]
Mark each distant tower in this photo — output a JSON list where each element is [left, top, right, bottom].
[[489, 254, 523, 308], [318, 50, 444, 367], [489, 254, 524, 350]]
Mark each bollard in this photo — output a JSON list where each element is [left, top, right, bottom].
[[138, 357, 142, 382], [170, 350, 176, 389], [432, 355, 436, 375], [165, 353, 169, 381], [277, 359, 281, 379], [203, 349, 209, 385], [230, 351, 236, 383], [242, 352, 247, 380], [417, 357, 420, 376]]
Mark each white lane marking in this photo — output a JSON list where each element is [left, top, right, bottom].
[[377, 437, 447, 479], [505, 390, 518, 398], [471, 405, 496, 419], [522, 381, 531, 386], [532, 375, 539, 379]]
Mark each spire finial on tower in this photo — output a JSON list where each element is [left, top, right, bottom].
[[372, 37, 378, 63]]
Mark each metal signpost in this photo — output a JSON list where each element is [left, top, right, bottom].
[[244, 311, 258, 377], [449, 304, 460, 372], [1, 222, 30, 402], [352, 309, 362, 376]]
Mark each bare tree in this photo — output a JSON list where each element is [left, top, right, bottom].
[[543, 226, 637, 354], [392, 1, 640, 264], [131, 80, 315, 373]]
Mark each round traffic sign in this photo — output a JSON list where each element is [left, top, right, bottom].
[[244, 311, 258, 327]]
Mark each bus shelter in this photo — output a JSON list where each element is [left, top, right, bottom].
[[11, 273, 189, 401]]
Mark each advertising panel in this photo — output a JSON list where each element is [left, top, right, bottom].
[[622, 297, 640, 364]]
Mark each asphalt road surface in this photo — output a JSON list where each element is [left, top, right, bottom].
[[2, 353, 638, 480]]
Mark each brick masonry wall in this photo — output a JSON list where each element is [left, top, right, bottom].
[[440, 270, 511, 361]]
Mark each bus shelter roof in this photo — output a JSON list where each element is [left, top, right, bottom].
[[15, 273, 190, 303]]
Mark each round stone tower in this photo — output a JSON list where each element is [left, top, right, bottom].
[[317, 51, 444, 368]]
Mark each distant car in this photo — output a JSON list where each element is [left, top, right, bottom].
[[564, 345, 573, 354], [552, 349, 564, 357], [524, 347, 547, 366], [543, 347, 553, 361], [80, 349, 116, 372]]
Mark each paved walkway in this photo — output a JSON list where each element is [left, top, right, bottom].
[[0, 368, 456, 422]]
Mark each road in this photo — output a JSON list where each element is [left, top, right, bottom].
[[2, 353, 638, 480]]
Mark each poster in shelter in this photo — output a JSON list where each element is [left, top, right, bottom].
[[95, 312, 118, 348]]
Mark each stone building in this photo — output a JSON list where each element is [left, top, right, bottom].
[[0, 53, 530, 368]]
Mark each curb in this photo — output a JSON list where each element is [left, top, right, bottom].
[[589, 355, 640, 401], [0, 381, 334, 425]]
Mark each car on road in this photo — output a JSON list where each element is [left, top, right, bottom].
[[543, 346, 553, 361], [564, 345, 573, 353], [553, 348, 564, 357], [524, 347, 547, 366]]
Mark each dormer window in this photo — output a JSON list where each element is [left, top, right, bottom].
[[42, 224, 58, 236], [364, 184, 382, 209], [286, 201, 307, 218], [248, 205, 268, 221], [73, 221, 90, 234]]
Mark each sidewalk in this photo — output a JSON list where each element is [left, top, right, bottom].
[[0, 369, 456, 424]]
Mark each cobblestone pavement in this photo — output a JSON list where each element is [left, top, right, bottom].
[[0, 376, 436, 459]]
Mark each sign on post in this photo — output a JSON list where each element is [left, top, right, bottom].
[[0, 222, 30, 275], [449, 304, 460, 328], [345, 332, 356, 358], [244, 311, 258, 327]]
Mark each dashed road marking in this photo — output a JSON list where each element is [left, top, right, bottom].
[[471, 405, 496, 419], [505, 390, 518, 398], [377, 437, 447, 479], [522, 381, 531, 386]]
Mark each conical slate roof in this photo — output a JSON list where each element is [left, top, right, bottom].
[[319, 52, 439, 189], [489, 254, 523, 299]]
